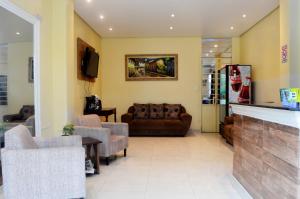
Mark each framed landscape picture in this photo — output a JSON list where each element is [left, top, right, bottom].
[[125, 54, 178, 81]]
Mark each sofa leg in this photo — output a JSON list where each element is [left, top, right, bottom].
[[105, 157, 109, 165], [124, 148, 127, 157]]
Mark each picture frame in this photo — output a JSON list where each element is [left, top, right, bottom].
[[28, 57, 34, 83], [125, 54, 178, 81]]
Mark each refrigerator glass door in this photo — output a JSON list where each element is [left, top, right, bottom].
[[229, 65, 251, 103]]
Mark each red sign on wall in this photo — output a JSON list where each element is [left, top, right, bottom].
[[281, 44, 288, 64]]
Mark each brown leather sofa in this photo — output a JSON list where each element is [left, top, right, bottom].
[[3, 105, 34, 123], [121, 103, 192, 137]]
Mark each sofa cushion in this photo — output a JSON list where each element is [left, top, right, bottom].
[[5, 125, 38, 150], [149, 104, 164, 119], [164, 104, 181, 119], [20, 105, 34, 120], [133, 103, 149, 119], [131, 119, 183, 130]]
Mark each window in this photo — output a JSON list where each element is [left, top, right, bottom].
[[0, 75, 7, 105]]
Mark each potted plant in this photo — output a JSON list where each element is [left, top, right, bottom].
[[62, 123, 75, 136]]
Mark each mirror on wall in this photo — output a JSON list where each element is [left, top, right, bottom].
[[201, 38, 232, 104], [0, 6, 35, 144]]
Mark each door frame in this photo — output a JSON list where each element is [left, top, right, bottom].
[[0, 0, 41, 136]]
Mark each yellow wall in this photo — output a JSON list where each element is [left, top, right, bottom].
[[240, 8, 280, 104], [279, 1, 290, 88], [9, 0, 74, 136], [232, 37, 240, 64], [280, 0, 300, 88], [101, 37, 202, 130], [71, 13, 102, 120]]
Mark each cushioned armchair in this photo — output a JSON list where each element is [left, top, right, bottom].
[[74, 114, 128, 165], [3, 105, 34, 123], [1, 125, 86, 199]]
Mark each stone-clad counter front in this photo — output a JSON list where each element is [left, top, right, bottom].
[[231, 104, 300, 199]]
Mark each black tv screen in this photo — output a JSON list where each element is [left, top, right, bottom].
[[82, 47, 99, 78]]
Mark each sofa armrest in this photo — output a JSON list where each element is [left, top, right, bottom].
[[121, 113, 133, 124], [3, 114, 22, 122], [180, 113, 192, 129], [101, 122, 129, 137], [33, 135, 82, 148], [224, 116, 234, 125], [1, 147, 86, 199]]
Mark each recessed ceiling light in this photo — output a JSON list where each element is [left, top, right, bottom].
[[171, 14, 175, 18], [108, 27, 113, 31], [205, 53, 209, 57], [99, 15, 104, 20], [230, 26, 234, 30], [169, 26, 174, 30], [86, 0, 92, 3], [16, 32, 21, 35], [242, 14, 247, 18], [209, 50, 213, 53], [214, 44, 218, 48]]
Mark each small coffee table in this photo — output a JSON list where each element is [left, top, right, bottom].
[[82, 137, 102, 174]]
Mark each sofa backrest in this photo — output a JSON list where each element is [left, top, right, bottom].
[[128, 103, 187, 120], [5, 125, 38, 150], [19, 105, 34, 120], [76, 114, 102, 128], [128, 104, 186, 113]]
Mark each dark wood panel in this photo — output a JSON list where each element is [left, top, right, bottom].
[[262, 163, 298, 199], [235, 168, 263, 199], [263, 124, 299, 167], [233, 114, 300, 199], [263, 150, 300, 184]]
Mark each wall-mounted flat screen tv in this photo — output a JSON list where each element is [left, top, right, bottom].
[[81, 47, 99, 78]]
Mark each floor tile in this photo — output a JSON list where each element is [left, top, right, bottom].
[[0, 133, 252, 199]]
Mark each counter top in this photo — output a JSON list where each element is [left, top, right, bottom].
[[230, 103, 300, 129], [230, 102, 300, 111]]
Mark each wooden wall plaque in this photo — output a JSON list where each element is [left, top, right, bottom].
[[77, 37, 96, 82]]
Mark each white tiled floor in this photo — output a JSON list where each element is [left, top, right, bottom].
[[0, 133, 252, 199], [86, 133, 252, 199]]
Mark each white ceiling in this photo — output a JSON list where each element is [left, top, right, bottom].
[[0, 6, 33, 44], [75, 0, 279, 38]]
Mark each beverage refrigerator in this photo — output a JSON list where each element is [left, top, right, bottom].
[[218, 65, 252, 124]]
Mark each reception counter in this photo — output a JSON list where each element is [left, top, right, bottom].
[[231, 103, 300, 199]]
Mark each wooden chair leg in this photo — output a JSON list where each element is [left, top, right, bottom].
[[105, 157, 109, 165], [124, 148, 127, 157]]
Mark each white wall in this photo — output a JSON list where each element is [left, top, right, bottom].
[[6, 42, 34, 115]]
